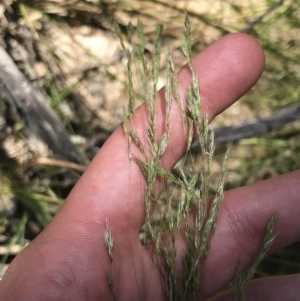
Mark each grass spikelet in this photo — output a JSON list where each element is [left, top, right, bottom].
[[105, 219, 114, 261]]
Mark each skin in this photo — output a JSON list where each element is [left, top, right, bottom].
[[0, 33, 299, 301]]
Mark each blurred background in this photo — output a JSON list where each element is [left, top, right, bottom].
[[0, 0, 299, 287]]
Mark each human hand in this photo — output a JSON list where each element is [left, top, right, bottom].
[[0, 33, 299, 301]]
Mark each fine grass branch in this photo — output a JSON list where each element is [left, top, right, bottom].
[[235, 215, 277, 301]]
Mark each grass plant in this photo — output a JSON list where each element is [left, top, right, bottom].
[[111, 14, 277, 301]]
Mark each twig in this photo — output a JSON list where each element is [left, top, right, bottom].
[[191, 102, 300, 152], [242, 0, 285, 33], [34, 157, 87, 172], [0, 46, 87, 165]]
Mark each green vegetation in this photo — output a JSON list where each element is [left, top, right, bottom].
[[110, 14, 277, 300]]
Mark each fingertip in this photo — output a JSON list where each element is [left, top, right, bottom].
[[187, 32, 265, 120], [223, 32, 265, 80]]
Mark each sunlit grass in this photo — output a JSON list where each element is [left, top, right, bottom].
[[110, 14, 277, 301]]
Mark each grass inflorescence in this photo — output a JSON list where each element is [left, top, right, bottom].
[[112, 13, 276, 301]]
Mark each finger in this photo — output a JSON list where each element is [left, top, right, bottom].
[[0, 33, 265, 300], [199, 169, 300, 298], [208, 274, 300, 301]]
